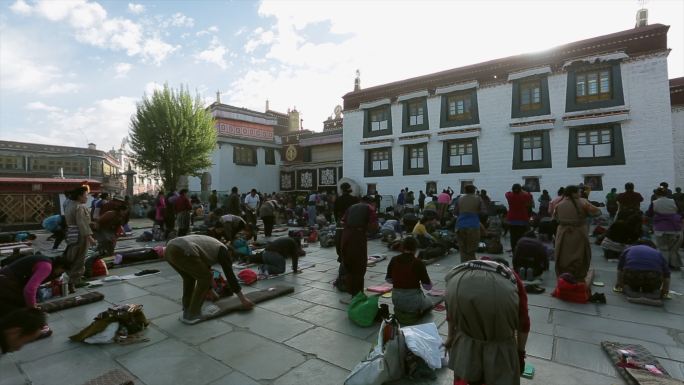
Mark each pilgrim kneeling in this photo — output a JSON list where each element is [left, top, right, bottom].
[[614, 240, 670, 306]]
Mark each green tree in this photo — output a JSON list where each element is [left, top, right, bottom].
[[129, 84, 216, 192]]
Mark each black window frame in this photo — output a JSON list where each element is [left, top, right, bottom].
[[233, 145, 257, 166], [441, 138, 480, 173], [402, 97, 429, 133], [440, 89, 479, 128], [364, 147, 393, 177], [302, 147, 312, 162], [583, 175, 604, 191], [265, 148, 276, 165], [567, 124, 625, 167], [565, 61, 624, 112], [460, 180, 474, 194], [403, 143, 429, 175], [363, 105, 393, 138], [512, 130, 552, 170], [511, 76, 551, 118], [523, 177, 541, 193]]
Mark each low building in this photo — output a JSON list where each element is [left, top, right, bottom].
[[672, 77, 684, 189], [342, 23, 676, 204], [279, 106, 344, 193]]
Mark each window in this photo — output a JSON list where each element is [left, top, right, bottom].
[[402, 98, 428, 132], [408, 101, 424, 126], [442, 139, 479, 173], [234, 146, 257, 165], [369, 107, 389, 131], [0, 156, 23, 170], [364, 105, 393, 138], [576, 68, 611, 103], [426, 182, 437, 196], [523, 177, 540, 192], [565, 63, 624, 112], [447, 94, 472, 121], [367, 183, 377, 196], [441, 90, 479, 128], [364, 147, 393, 177], [520, 79, 542, 111], [265, 148, 276, 165], [30, 158, 85, 175], [577, 128, 612, 158], [521, 135, 543, 162], [403, 144, 428, 175], [303, 147, 312, 162], [567, 124, 625, 168], [512, 131, 551, 170], [448, 142, 473, 167], [460, 180, 474, 194], [583, 175, 604, 191]]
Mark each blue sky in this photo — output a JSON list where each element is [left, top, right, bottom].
[[1, 0, 682, 151]]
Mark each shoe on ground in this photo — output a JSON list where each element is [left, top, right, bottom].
[[179, 314, 202, 325], [525, 285, 546, 295]]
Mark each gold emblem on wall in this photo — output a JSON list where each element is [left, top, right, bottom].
[[285, 145, 298, 161]]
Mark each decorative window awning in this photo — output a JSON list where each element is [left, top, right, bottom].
[[562, 107, 630, 127], [509, 115, 556, 133], [437, 126, 481, 141], [359, 98, 392, 110], [562, 52, 629, 69], [507, 66, 552, 81], [435, 81, 479, 95], [360, 138, 394, 149], [397, 90, 429, 102], [397, 133, 431, 146]]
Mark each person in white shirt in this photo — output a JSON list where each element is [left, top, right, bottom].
[[244, 189, 260, 211]]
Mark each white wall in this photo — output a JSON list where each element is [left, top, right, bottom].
[[343, 55, 675, 208], [188, 142, 280, 194], [673, 107, 684, 189]]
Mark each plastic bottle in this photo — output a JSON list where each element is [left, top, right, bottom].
[[61, 273, 69, 297]]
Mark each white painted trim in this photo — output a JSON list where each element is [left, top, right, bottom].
[[360, 140, 394, 150], [509, 123, 555, 133], [563, 105, 629, 118], [398, 137, 430, 146], [563, 113, 630, 127], [507, 66, 552, 81], [509, 114, 555, 125], [359, 98, 392, 110], [562, 52, 629, 68], [435, 81, 479, 95], [397, 90, 429, 102], [437, 130, 480, 141]]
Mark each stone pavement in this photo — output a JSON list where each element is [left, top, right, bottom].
[[2, 226, 684, 385]]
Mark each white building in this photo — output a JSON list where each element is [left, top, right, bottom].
[[187, 102, 283, 196], [342, 23, 677, 205]]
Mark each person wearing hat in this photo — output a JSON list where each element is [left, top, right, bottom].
[[444, 259, 530, 384], [340, 195, 378, 300], [165, 235, 254, 324], [63, 186, 96, 290]]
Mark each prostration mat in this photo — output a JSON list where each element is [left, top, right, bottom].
[[201, 284, 294, 321], [601, 341, 676, 385], [41, 291, 105, 313], [81, 369, 135, 385]]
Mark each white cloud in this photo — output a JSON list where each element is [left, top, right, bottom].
[[169, 12, 194, 28], [244, 28, 275, 53], [128, 3, 145, 14], [196, 25, 219, 37], [17, 0, 176, 65], [114, 62, 132, 78], [195, 36, 228, 69], [10, 97, 138, 149], [234, 27, 246, 36], [9, 0, 32, 15], [144, 82, 163, 95], [0, 33, 83, 95], [141, 37, 179, 66]]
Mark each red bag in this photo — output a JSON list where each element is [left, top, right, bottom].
[[238, 269, 257, 285], [308, 228, 318, 243], [552, 276, 589, 303], [91, 258, 109, 277]]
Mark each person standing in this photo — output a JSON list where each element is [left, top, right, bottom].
[[673, 187, 684, 214], [340, 196, 378, 300], [647, 187, 683, 270], [92, 192, 109, 221], [444, 259, 530, 385], [437, 190, 451, 224], [396, 189, 405, 216], [63, 186, 96, 290], [164, 235, 254, 324], [616, 182, 643, 219], [418, 190, 426, 213], [226, 187, 241, 216], [89, 193, 100, 221], [538, 190, 551, 218], [506, 184, 532, 252], [553, 185, 601, 280], [306, 191, 318, 227], [175, 189, 192, 237], [154, 191, 166, 236], [333, 183, 359, 292], [209, 190, 218, 212], [244, 188, 260, 227], [605, 188, 619, 222], [164, 192, 177, 239], [259, 199, 278, 237], [454, 185, 486, 262], [548, 187, 565, 217]]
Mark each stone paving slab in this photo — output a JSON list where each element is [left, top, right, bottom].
[[526, 331, 554, 360], [222, 307, 314, 342], [200, 331, 306, 380], [294, 304, 379, 340], [207, 371, 260, 385], [285, 327, 373, 370], [115, 294, 180, 319], [153, 312, 233, 345], [89, 282, 150, 303], [22, 346, 128, 385], [272, 358, 350, 385], [117, 339, 230, 385], [256, 295, 316, 316], [553, 338, 618, 377]]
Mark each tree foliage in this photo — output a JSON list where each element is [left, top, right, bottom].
[[129, 84, 216, 192]]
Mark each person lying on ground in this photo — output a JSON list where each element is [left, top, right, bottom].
[[385, 237, 440, 324], [0, 308, 47, 354], [614, 240, 670, 300], [164, 235, 254, 324]]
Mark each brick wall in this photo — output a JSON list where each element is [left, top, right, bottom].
[[343, 55, 675, 208]]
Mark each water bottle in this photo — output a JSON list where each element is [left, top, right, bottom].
[[61, 273, 69, 297]]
